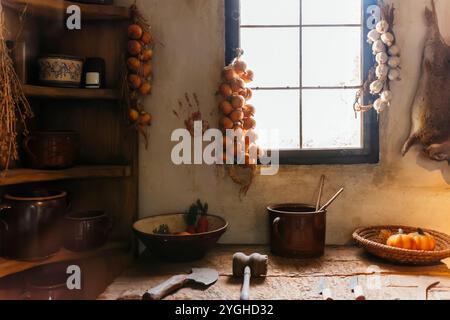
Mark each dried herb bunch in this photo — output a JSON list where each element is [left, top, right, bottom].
[[0, 11, 33, 171]]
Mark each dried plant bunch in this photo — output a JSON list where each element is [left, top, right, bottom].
[[0, 10, 33, 171]]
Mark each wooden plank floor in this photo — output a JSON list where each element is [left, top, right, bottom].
[[99, 246, 450, 300]]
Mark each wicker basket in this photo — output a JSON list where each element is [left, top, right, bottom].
[[353, 225, 450, 265]]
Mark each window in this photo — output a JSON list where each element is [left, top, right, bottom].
[[225, 0, 379, 165]]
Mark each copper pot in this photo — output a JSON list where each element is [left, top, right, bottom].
[[23, 131, 80, 169], [0, 190, 68, 260], [63, 211, 112, 252], [268, 204, 326, 259]]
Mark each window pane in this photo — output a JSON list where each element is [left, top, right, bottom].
[[241, 0, 300, 26], [241, 28, 300, 88], [302, 89, 362, 149], [302, 0, 361, 25], [302, 27, 361, 87], [253, 89, 300, 150]]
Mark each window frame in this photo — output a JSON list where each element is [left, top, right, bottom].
[[225, 0, 379, 165]]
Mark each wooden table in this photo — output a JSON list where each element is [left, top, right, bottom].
[[99, 246, 450, 300]]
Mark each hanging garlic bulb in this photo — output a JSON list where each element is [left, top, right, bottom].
[[372, 40, 386, 54], [388, 68, 401, 81], [374, 98, 388, 113], [380, 90, 393, 102], [388, 56, 401, 68], [376, 64, 389, 79], [367, 29, 381, 43], [376, 20, 390, 34], [376, 52, 389, 64], [388, 45, 400, 56], [381, 32, 395, 46], [370, 80, 384, 95]]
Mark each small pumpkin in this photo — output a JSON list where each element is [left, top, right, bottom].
[[386, 229, 416, 250], [409, 229, 436, 251]]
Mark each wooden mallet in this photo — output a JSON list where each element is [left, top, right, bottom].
[[232, 253, 268, 300]]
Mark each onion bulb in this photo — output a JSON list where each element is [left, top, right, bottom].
[[243, 117, 256, 130], [230, 77, 245, 92], [220, 116, 234, 130], [139, 82, 152, 95], [128, 24, 143, 40], [129, 108, 139, 122], [220, 83, 233, 98], [128, 40, 142, 56], [219, 101, 234, 115], [223, 66, 236, 81], [243, 104, 256, 117], [230, 109, 244, 122], [127, 57, 141, 72], [128, 74, 142, 89], [233, 59, 247, 75], [241, 70, 254, 83], [141, 31, 153, 45], [231, 95, 245, 109], [140, 49, 153, 61]]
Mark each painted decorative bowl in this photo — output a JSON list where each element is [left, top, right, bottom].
[[133, 213, 228, 262], [38, 55, 84, 88]]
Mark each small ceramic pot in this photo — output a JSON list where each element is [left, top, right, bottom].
[[23, 131, 80, 169], [38, 55, 84, 88], [23, 263, 83, 300], [0, 190, 68, 260], [268, 204, 326, 259], [63, 211, 112, 252]]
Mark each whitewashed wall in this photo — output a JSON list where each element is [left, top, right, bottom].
[[117, 0, 450, 244]]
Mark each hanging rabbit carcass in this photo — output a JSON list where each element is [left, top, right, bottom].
[[402, 0, 450, 161]]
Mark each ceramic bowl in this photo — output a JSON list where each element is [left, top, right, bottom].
[[38, 55, 84, 88], [133, 213, 228, 262]]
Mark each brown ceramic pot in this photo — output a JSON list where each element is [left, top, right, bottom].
[[23, 131, 80, 169], [0, 190, 68, 260], [63, 211, 112, 252], [268, 204, 326, 259], [23, 262, 83, 300]]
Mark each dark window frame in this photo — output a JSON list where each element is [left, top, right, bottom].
[[225, 0, 379, 165]]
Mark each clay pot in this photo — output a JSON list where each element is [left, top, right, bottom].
[[23, 131, 80, 169], [23, 263, 83, 300], [63, 211, 112, 252], [268, 204, 326, 258], [0, 190, 68, 260]]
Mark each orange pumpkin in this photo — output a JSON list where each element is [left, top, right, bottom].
[[409, 229, 436, 251], [386, 229, 416, 250]]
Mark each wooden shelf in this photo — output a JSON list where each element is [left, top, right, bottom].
[[0, 165, 132, 186], [0, 241, 130, 279], [2, 0, 130, 20], [23, 85, 121, 100]]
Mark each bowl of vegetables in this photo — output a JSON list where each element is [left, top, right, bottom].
[[133, 200, 228, 262]]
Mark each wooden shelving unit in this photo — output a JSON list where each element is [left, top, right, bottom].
[[0, 165, 132, 186], [2, 0, 130, 20], [23, 85, 121, 100], [0, 241, 130, 279], [0, 0, 138, 299]]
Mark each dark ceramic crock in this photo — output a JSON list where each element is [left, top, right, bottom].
[[63, 211, 112, 252], [23, 131, 80, 169], [268, 204, 326, 259], [0, 190, 68, 260], [23, 262, 83, 300], [133, 213, 228, 262]]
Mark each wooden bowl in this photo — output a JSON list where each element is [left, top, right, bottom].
[[353, 225, 450, 265], [133, 213, 228, 262]]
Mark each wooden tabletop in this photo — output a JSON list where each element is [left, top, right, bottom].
[[99, 246, 450, 300]]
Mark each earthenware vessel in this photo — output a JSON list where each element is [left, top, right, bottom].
[[268, 203, 326, 258]]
